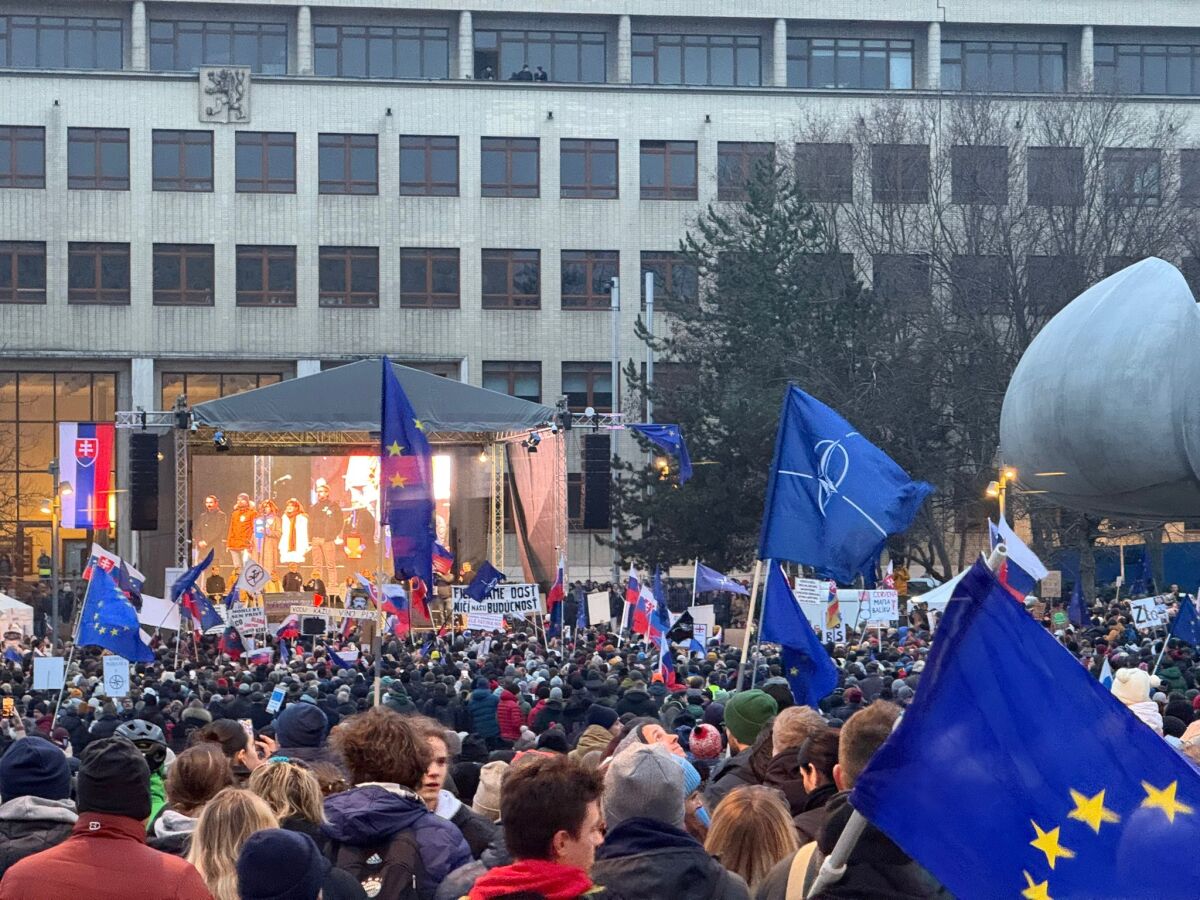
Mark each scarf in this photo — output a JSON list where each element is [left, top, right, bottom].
[[284, 512, 298, 552], [469, 859, 593, 900]]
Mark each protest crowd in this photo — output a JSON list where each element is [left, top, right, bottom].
[[1, 571, 1198, 900]]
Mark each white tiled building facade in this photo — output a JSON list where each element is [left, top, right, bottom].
[[2, 0, 1199, 586]]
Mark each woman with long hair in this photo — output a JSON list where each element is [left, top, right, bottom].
[[280, 497, 310, 564], [257, 497, 282, 584], [149, 743, 235, 856], [248, 760, 328, 852], [187, 788, 279, 900], [705, 785, 800, 891]]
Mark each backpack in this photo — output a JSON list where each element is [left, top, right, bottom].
[[330, 829, 430, 900]]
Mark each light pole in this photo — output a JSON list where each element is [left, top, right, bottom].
[[985, 465, 1018, 522], [43, 461, 72, 646]]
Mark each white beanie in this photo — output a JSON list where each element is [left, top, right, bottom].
[[1112, 667, 1159, 706]]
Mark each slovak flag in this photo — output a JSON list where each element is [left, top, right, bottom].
[[275, 615, 300, 640], [246, 646, 273, 666], [433, 542, 454, 578], [989, 519, 1048, 602], [386, 613, 409, 638], [625, 565, 640, 605], [382, 584, 410, 635], [219, 626, 245, 660], [58, 423, 115, 529], [547, 558, 565, 617], [659, 636, 678, 689], [355, 573, 380, 608], [632, 586, 656, 637], [883, 561, 896, 590]]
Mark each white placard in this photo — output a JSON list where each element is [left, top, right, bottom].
[[822, 623, 847, 644], [228, 606, 267, 632], [289, 605, 377, 621], [794, 577, 830, 605], [467, 612, 505, 631], [102, 656, 129, 697], [452, 584, 542, 620], [32, 656, 65, 691], [238, 561, 271, 594], [865, 590, 899, 623], [587, 592, 610, 629], [1131, 597, 1165, 630], [693, 623, 710, 647]]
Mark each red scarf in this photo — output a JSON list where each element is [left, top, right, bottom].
[[469, 859, 593, 900]]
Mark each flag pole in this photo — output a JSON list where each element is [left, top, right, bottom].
[[50, 573, 92, 730], [749, 581, 768, 689], [734, 559, 764, 691], [373, 528, 385, 708], [1152, 614, 1176, 676], [690, 559, 698, 606]]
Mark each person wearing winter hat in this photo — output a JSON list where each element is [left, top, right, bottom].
[[591, 744, 750, 899], [687, 722, 724, 768], [275, 702, 343, 771], [1112, 667, 1164, 734], [569, 705, 619, 764], [0, 736, 77, 877], [237, 828, 364, 900], [471, 760, 508, 822], [0, 737, 212, 900], [705, 689, 777, 809]]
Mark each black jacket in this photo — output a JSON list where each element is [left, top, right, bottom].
[[0, 797, 77, 877], [450, 802, 497, 859], [792, 783, 838, 845], [616, 688, 658, 719], [592, 817, 750, 900], [703, 747, 757, 809]]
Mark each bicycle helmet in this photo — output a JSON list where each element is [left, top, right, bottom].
[[116, 719, 168, 771]]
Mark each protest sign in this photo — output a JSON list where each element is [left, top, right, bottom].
[[103, 656, 129, 697], [263, 592, 311, 624], [467, 612, 505, 632], [794, 578, 828, 605], [1131, 597, 1165, 630], [587, 592, 611, 628], [32, 656, 64, 691], [865, 590, 899, 623], [228, 606, 267, 632], [452, 583, 542, 620]]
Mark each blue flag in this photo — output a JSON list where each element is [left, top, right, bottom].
[[3, 646, 21, 664], [650, 567, 672, 640], [78, 567, 155, 663], [1171, 595, 1200, 646], [329, 648, 355, 669], [465, 561, 505, 603], [1068, 578, 1088, 628], [695, 562, 749, 596], [576, 593, 589, 632], [381, 357, 434, 589], [629, 424, 693, 484], [851, 560, 1200, 899], [170, 549, 214, 607], [760, 561, 838, 708], [758, 386, 932, 581]]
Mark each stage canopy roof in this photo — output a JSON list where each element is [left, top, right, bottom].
[[192, 360, 555, 435]]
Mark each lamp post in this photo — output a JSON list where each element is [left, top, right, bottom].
[[45, 461, 72, 645], [985, 465, 1018, 522]]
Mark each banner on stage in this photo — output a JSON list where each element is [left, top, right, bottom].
[[452, 584, 542, 620], [467, 612, 505, 632], [263, 592, 313, 624], [289, 604, 377, 621]]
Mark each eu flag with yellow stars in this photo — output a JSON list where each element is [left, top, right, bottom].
[[78, 565, 155, 663], [380, 357, 434, 590], [850, 559, 1200, 898]]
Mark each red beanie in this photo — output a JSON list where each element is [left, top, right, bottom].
[[689, 723, 723, 760]]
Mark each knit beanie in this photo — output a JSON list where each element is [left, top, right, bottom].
[[472, 761, 507, 822], [603, 744, 685, 829], [585, 704, 618, 730], [536, 730, 569, 754], [0, 736, 71, 803], [724, 690, 778, 745], [1112, 667, 1159, 705], [76, 737, 151, 821], [688, 723, 723, 760], [238, 829, 330, 900], [276, 702, 328, 748]]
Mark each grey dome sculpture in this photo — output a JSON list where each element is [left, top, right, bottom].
[[1000, 257, 1200, 520]]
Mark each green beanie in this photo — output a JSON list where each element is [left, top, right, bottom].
[[724, 689, 778, 745]]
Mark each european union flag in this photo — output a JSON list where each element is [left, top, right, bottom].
[[465, 561, 505, 602], [78, 567, 154, 663], [851, 559, 1200, 899], [1170, 595, 1200, 646], [381, 357, 434, 589], [695, 562, 749, 596], [758, 386, 932, 582], [1068, 578, 1088, 628], [628, 424, 693, 484], [760, 561, 838, 708]]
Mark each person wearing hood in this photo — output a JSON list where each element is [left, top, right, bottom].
[[174, 702, 212, 751], [704, 690, 777, 809], [467, 679, 501, 748], [417, 720, 496, 858], [0, 736, 77, 876], [323, 708, 471, 895], [1111, 667, 1164, 733], [383, 682, 418, 716], [532, 687, 567, 734], [275, 702, 345, 770], [591, 744, 750, 900], [496, 683, 524, 744], [149, 743, 235, 856], [569, 705, 619, 764], [830, 687, 865, 723], [82, 701, 122, 748]]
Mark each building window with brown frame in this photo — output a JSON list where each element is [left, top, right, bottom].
[[235, 132, 295, 193], [717, 141, 775, 201], [399, 136, 458, 196], [152, 244, 214, 306], [152, 130, 213, 192], [481, 137, 539, 197], [400, 248, 460, 308], [236, 245, 296, 307], [560, 139, 617, 199], [318, 246, 378, 308], [562, 362, 613, 413], [640, 140, 697, 200], [0, 242, 46, 304], [481, 249, 540, 309], [68, 242, 130, 305], [482, 361, 541, 403], [561, 250, 617, 310], [67, 128, 128, 190], [319, 133, 378, 195], [0, 126, 44, 189]]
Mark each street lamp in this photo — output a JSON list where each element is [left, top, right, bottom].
[[46, 461, 72, 645], [985, 466, 1018, 521]]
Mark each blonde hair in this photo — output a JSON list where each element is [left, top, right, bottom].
[[187, 788, 279, 900], [248, 761, 326, 825], [704, 785, 799, 889]]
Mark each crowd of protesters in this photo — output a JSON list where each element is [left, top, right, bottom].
[[0, 581, 1195, 899]]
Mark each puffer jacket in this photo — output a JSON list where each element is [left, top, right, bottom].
[[616, 688, 658, 719], [592, 817, 749, 900], [496, 690, 523, 741], [467, 689, 500, 739], [0, 796, 77, 877]]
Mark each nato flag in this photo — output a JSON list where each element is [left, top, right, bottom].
[[695, 562, 750, 596], [1068, 578, 1088, 627], [381, 357, 434, 589], [78, 567, 154, 663], [851, 559, 1200, 899], [758, 386, 932, 582], [759, 561, 838, 708], [465, 560, 506, 602], [628, 424, 693, 484]]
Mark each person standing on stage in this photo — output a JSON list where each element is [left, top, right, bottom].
[[280, 499, 310, 570], [195, 495, 227, 568], [309, 480, 343, 592], [257, 498, 282, 587], [227, 493, 256, 568]]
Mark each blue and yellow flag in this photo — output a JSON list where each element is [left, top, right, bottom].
[[380, 357, 434, 589], [78, 566, 154, 663], [851, 560, 1200, 898]]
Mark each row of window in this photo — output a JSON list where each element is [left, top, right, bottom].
[[0, 243, 697, 310], [7, 14, 1200, 96]]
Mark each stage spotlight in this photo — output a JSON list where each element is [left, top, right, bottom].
[[478, 449, 489, 463], [549, 421, 559, 435], [213, 430, 231, 452]]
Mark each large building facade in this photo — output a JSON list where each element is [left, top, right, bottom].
[[1, 0, 1198, 592]]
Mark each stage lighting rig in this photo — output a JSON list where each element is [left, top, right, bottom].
[[213, 430, 231, 452]]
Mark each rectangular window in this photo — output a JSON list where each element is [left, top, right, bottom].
[[148, 20, 287, 74], [313, 24, 448, 79], [717, 141, 775, 201], [1181, 149, 1200, 207], [473, 30, 606, 82], [318, 247, 379, 308], [873, 254, 931, 307], [0, 15, 122, 70], [787, 37, 913, 89], [640, 141, 697, 200], [0, 242, 46, 304], [318, 133, 378, 195], [560, 139, 617, 199], [561, 250, 618, 310], [797, 253, 857, 299], [1025, 255, 1085, 317], [67, 242, 129, 305], [795, 143, 853, 203], [562, 362, 613, 413], [951, 254, 1008, 313], [872, 144, 929, 203], [67, 127, 129, 190], [482, 361, 541, 403], [481, 250, 540, 309], [1096, 44, 1200, 96], [951, 145, 1009, 204], [941, 41, 1067, 93], [235, 132, 295, 193], [152, 244, 214, 307], [481, 137, 539, 198], [399, 136, 458, 196], [161, 372, 282, 409], [631, 33, 761, 86], [1027, 146, 1084, 206], [235, 245, 296, 307], [152, 130, 213, 192], [400, 248, 460, 308], [1104, 148, 1162, 206], [0, 126, 44, 189], [640, 252, 698, 308]]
